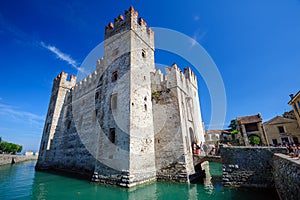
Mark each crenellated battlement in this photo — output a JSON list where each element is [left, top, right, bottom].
[[183, 67, 197, 85], [105, 6, 153, 40], [151, 63, 198, 92], [72, 68, 100, 99], [53, 71, 77, 89], [96, 57, 105, 75], [53, 56, 105, 101]]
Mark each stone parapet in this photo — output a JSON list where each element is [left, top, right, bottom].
[[221, 146, 287, 188], [273, 154, 300, 200]]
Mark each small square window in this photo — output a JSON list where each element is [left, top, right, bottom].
[[278, 126, 285, 133]]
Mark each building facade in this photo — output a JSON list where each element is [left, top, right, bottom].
[[288, 92, 300, 127], [263, 115, 300, 146], [205, 130, 226, 146], [35, 7, 205, 187]]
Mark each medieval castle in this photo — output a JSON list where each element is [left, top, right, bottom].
[[36, 6, 205, 187]]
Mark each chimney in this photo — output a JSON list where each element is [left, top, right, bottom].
[[289, 94, 294, 100]]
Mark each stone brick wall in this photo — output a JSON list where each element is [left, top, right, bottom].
[[273, 154, 300, 200], [221, 146, 287, 188]]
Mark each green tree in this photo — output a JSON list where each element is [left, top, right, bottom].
[[0, 141, 6, 151], [0, 138, 23, 154], [10, 143, 19, 154], [249, 135, 261, 145], [228, 119, 238, 135], [17, 145, 22, 153], [5, 142, 12, 153]]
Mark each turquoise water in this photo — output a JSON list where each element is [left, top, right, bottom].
[[0, 161, 279, 200]]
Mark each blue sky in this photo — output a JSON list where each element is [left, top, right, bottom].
[[1, 0, 300, 151]]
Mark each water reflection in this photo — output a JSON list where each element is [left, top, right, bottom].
[[32, 169, 202, 200], [201, 161, 214, 194], [0, 160, 35, 200], [0, 161, 279, 200]]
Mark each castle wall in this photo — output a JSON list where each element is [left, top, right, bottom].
[[93, 52, 131, 184], [151, 64, 205, 182]]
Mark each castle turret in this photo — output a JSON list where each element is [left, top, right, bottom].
[[93, 6, 156, 187], [36, 72, 76, 168]]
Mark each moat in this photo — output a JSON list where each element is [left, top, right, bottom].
[[0, 160, 279, 200]]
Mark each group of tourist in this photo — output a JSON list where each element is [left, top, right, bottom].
[[192, 139, 300, 160], [192, 141, 222, 156], [286, 144, 300, 159]]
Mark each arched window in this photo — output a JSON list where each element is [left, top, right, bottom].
[[112, 71, 118, 82]]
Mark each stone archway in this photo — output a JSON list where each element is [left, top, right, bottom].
[[248, 134, 261, 145]]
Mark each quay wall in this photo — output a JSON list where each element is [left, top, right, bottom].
[[220, 146, 287, 188], [0, 155, 37, 166], [272, 153, 300, 200]]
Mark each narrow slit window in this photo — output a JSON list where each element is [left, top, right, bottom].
[[109, 128, 116, 144], [95, 91, 99, 100], [42, 141, 45, 150], [78, 116, 83, 130], [45, 123, 50, 133], [111, 94, 118, 110], [93, 109, 98, 123], [142, 50, 146, 58], [67, 121, 71, 130]]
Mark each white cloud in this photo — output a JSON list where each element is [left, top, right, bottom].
[[189, 29, 207, 47], [40, 42, 79, 69], [40, 42, 88, 75], [0, 103, 44, 128]]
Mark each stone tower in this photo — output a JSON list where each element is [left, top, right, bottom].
[[36, 72, 76, 167], [92, 6, 156, 187]]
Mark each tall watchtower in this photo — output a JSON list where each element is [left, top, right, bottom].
[[36, 72, 76, 168], [94, 6, 156, 187]]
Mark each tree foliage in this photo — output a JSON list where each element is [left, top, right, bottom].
[[249, 135, 261, 145], [228, 119, 238, 135], [0, 137, 22, 154]]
